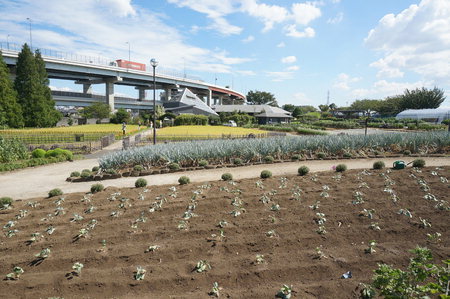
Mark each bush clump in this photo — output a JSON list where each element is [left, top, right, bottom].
[[291, 154, 301, 161], [168, 162, 180, 170], [343, 152, 353, 158], [335, 164, 347, 172], [298, 166, 309, 176], [412, 159, 426, 168], [92, 166, 100, 172], [233, 158, 243, 165], [48, 188, 63, 197], [90, 183, 104, 194], [260, 170, 272, 179], [135, 178, 147, 188], [198, 159, 208, 167], [403, 150, 412, 156], [80, 169, 92, 178], [317, 152, 326, 159], [133, 165, 144, 172], [32, 148, 46, 158], [221, 173, 233, 181], [105, 168, 117, 175], [0, 197, 13, 208], [264, 155, 274, 163], [178, 176, 190, 185], [70, 171, 81, 177], [373, 161, 385, 170]]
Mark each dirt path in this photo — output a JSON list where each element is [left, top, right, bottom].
[[1, 156, 449, 200]]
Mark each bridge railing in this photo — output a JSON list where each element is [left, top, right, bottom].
[[0, 41, 204, 82]]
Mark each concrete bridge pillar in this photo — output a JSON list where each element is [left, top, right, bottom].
[[83, 83, 92, 94], [218, 96, 223, 105], [138, 88, 146, 101], [207, 89, 212, 107], [164, 88, 171, 102], [105, 81, 115, 111]]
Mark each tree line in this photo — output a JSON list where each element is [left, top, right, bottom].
[[0, 44, 61, 128]]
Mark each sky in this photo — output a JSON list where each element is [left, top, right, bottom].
[[1, 0, 450, 108]]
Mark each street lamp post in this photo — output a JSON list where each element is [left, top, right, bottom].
[[6, 34, 10, 50], [126, 42, 130, 67], [150, 58, 158, 145], [26, 18, 32, 50]]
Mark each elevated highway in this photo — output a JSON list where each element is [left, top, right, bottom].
[[1, 43, 245, 110]]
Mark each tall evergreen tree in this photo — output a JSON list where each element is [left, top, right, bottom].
[[14, 44, 60, 127], [0, 51, 24, 128]]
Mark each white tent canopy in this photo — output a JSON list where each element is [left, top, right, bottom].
[[396, 108, 450, 123]]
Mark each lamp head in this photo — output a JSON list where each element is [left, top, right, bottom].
[[150, 58, 158, 67]]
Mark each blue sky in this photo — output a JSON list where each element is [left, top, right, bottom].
[[1, 0, 449, 108]]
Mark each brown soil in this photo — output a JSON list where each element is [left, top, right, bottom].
[[1, 166, 449, 298]]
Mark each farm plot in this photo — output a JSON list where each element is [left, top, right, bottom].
[[1, 166, 449, 298]]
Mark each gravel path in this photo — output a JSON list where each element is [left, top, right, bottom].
[[1, 155, 449, 200]]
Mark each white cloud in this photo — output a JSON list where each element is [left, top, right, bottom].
[[351, 79, 432, 98], [327, 12, 343, 24], [0, 0, 250, 75], [281, 55, 297, 64], [277, 42, 286, 48], [333, 73, 361, 90], [242, 0, 289, 32], [331, 0, 341, 3], [284, 25, 315, 38], [286, 65, 300, 71], [365, 0, 450, 83], [242, 35, 255, 43], [291, 2, 322, 26], [292, 92, 313, 104], [266, 71, 294, 82], [235, 70, 256, 76]]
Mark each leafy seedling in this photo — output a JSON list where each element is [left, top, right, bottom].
[[145, 245, 160, 253], [195, 260, 211, 273], [134, 266, 146, 280], [209, 282, 222, 297], [6, 267, 24, 280], [365, 240, 377, 254], [72, 262, 84, 275], [276, 285, 292, 299]]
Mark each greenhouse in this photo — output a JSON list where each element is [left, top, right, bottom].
[[396, 108, 450, 123]]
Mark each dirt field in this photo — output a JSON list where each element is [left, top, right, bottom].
[[1, 166, 449, 298]]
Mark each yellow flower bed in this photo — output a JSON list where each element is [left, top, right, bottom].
[[157, 125, 266, 137]]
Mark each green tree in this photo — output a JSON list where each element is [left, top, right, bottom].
[[14, 44, 61, 127], [349, 99, 381, 111], [0, 51, 23, 128], [110, 108, 131, 124], [318, 104, 329, 112], [246, 90, 278, 106], [400, 87, 445, 110], [81, 102, 111, 120], [282, 104, 295, 112]]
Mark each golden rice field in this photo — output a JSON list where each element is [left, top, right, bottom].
[[157, 125, 267, 137], [0, 124, 142, 135]]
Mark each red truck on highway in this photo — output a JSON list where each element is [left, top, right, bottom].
[[115, 59, 146, 71]]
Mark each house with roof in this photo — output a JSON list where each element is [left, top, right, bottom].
[[162, 88, 218, 117], [212, 104, 293, 124]]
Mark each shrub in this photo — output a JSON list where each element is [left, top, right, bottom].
[[105, 168, 117, 175], [291, 154, 301, 161], [403, 150, 411, 156], [412, 159, 425, 168], [343, 152, 353, 158], [133, 165, 144, 172], [48, 188, 63, 197], [178, 176, 190, 185], [80, 169, 92, 178], [0, 137, 28, 163], [198, 159, 208, 167], [317, 152, 326, 159], [335, 164, 347, 172], [90, 183, 104, 193], [32, 148, 46, 158], [174, 114, 208, 126], [260, 170, 272, 179], [373, 161, 385, 170], [168, 162, 180, 170], [233, 158, 243, 165], [135, 178, 147, 188], [264, 155, 274, 163], [298, 166, 309, 176], [92, 166, 99, 172], [0, 197, 13, 208], [62, 149, 73, 161], [70, 171, 81, 177], [221, 173, 233, 181]]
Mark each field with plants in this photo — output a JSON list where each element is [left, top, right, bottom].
[[1, 166, 449, 298], [157, 125, 267, 137], [0, 124, 143, 143]]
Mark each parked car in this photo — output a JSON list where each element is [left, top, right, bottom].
[[223, 120, 237, 127]]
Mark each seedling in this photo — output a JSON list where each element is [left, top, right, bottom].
[[360, 209, 375, 219], [230, 210, 241, 217], [46, 226, 55, 235], [359, 283, 376, 299], [290, 186, 302, 201], [16, 209, 28, 219], [28, 232, 43, 244], [6, 229, 18, 237], [314, 246, 326, 259], [77, 228, 89, 239], [195, 260, 211, 273], [423, 193, 437, 201], [54, 197, 65, 206], [266, 230, 277, 238], [255, 254, 265, 264], [145, 245, 160, 252], [315, 213, 327, 225], [365, 240, 377, 254], [110, 211, 119, 217], [178, 220, 188, 230], [309, 201, 320, 210], [397, 209, 412, 218], [85, 206, 95, 214], [35, 248, 51, 259], [260, 194, 271, 204], [276, 284, 292, 299], [369, 223, 381, 231], [440, 176, 448, 183], [134, 266, 146, 280], [271, 203, 281, 211], [419, 217, 431, 228], [70, 214, 84, 222], [352, 191, 365, 205], [279, 177, 288, 189], [27, 201, 39, 208], [6, 267, 24, 280], [320, 191, 329, 198], [255, 180, 264, 189], [217, 220, 228, 228], [72, 262, 84, 275], [358, 182, 369, 189], [209, 282, 222, 297], [316, 226, 327, 235], [3, 220, 16, 229], [427, 232, 442, 243], [54, 206, 65, 216]]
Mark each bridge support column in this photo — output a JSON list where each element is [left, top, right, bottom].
[[138, 88, 146, 101], [105, 81, 115, 111], [218, 96, 223, 105], [164, 88, 171, 102], [83, 83, 92, 94], [207, 89, 212, 107]]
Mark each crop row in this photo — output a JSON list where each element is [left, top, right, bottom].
[[99, 131, 450, 170]]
